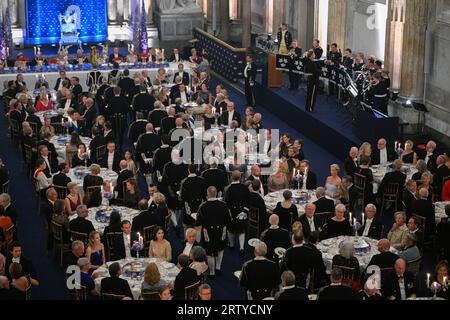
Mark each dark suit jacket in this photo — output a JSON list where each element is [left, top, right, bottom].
[[160, 116, 176, 135], [100, 276, 134, 299], [433, 165, 450, 201], [411, 199, 436, 239], [299, 215, 322, 240], [4, 255, 37, 280], [100, 152, 122, 174], [358, 217, 383, 240], [425, 152, 438, 174], [300, 171, 317, 190], [71, 84, 83, 103], [131, 210, 161, 234], [344, 156, 358, 177], [2, 204, 18, 226], [219, 110, 242, 127], [118, 77, 135, 97], [173, 71, 190, 85], [367, 251, 399, 270], [382, 271, 416, 300], [377, 171, 406, 197], [313, 197, 335, 214], [402, 190, 417, 218], [83, 106, 98, 130], [52, 172, 71, 188], [113, 232, 140, 260], [39, 198, 54, 227], [108, 96, 130, 116], [68, 217, 95, 237], [37, 139, 58, 166], [318, 285, 355, 300], [132, 93, 155, 114], [240, 258, 280, 300], [173, 267, 199, 300], [276, 287, 309, 300], [248, 192, 268, 233]]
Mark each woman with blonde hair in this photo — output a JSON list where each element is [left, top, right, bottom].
[[86, 231, 105, 272], [325, 164, 342, 199], [142, 262, 169, 295], [358, 142, 372, 161], [65, 181, 83, 216], [400, 140, 418, 165]]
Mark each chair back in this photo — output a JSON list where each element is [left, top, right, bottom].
[[87, 185, 102, 194], [29, 122, 39, 136], [199, 270, 209, 284], [101, 293, 126, 300], [53, 123, 65, 135], [69, 230, 88, 246], [141, 290, 160, 300], [54, 185, 69, 200], [96, 145, 107, 162], [184, 281, 201, 300], [353, 173, 366, 192], [23, 144, 33, 164], [384, 183, 400, 197], [105, 232, 122, 262], [9, 118, 20, 139], [51, 221, 63, 243], [247, 207, 260, 238], [143, 225, 158, 256], [74, 285, 87, 300], [315, 212, 333, 228], [334, 265, 356, 282], [164, 211, 172, 234], [1, 180, 9, 194], [406, 256, 422, 278]]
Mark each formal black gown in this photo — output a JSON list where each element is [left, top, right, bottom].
[[402, 152, 415, 164], [273, 202, 299, 231], [326, 219, 352, 238]]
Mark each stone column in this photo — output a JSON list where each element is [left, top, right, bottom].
[[242, 0, 252, 48], [117, 0, 125, 26], [272, 0, 284, 36], [384, 0, 405, 91], [327, 0, 347, 49], [399, 0, 428, 99], [220, 0, 230, 41], [7, 0, 20, 27], [108, 0, 118, 25], [144, 0, 154, 25]]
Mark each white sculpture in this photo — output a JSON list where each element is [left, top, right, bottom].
[[156, 0, 201, 13]]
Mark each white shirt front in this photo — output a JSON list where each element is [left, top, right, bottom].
[[399, 278, 407, 300], [123, 233, 132, 259], [64, 99, 71, 111], [42, 155, 51, 171], [425, 153, 432, 165], [307, 217, 316, 232], [244, 63, 251, 78], [180, 91, 188, 104], [363, 218, 373, 237], [182, 242, 194, 256], [380, 148, 388, 164], [107, 152, 114, 171], [228, 110, 234, 127]]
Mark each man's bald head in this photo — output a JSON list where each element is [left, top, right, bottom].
[[119, 160, 128, 170], [395, 258, 406, 275], [207, 186, 217, 199], [146, 123, 154, 133], [377, 239, 391, 252]]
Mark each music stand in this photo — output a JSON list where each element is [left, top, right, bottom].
[[412, 102, 428, 135]]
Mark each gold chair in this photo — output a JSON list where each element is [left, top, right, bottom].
[[406, 256, 422, 279], [105, 232, 122, 262], [69, 230, 88, 246], [247, 207, 260, 238], [96, 145, 107, 163], [353, 173, 367, 209], [101, 293, 126, 300], [315, 212, 333, 228], [1, 180, 9, 194], [23, 144, 33, 176], [381, 183, 400, 212], [141, 290, 160, 300], [51, 221, 70, 266], [72, 285, 87, 300], [54, 185, 69, 200], [29, 122, 39, 136], [199, 270, 209, 284], [9, 118, 20, 144], [184, 281, 201, 300], [164, 211, 172, 234]]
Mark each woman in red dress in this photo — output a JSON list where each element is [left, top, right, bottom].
[[35, 89, 54, 112]]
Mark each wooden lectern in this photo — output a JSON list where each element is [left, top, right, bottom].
[[267, 53, 283, 88]]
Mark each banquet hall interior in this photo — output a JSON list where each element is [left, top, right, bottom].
[[0, 0, 450, 301]]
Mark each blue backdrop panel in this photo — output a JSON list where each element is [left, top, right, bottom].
[[25, 0, 108, 45]]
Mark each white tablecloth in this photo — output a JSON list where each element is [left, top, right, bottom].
[[69, 205, 140, 235], [67, 167, 118, 196], [370, 163, 417, 193], [93, 258, 179, 300], [264, 189, 318, 217], [0, 63, 190, 92], [50, 135, 92, 163], [316, 236, 398, 274], [435, 202, 450, 224]]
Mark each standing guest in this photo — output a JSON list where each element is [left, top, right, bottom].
[[224, 171, 249, 257], [403, 180, 418, 219], [196, 187, 232, 277], [85, 231, 105, 272], [358, 204, 383, 240], [411, 188, 436, 241], [180, 165, 208, 229], [434, 155, 450, 201], [260, 214, 291, 263], [318, 268, 355, 300], [387, 212, 409, 250], [173, 254, 199, 300], [148, 227, 172, 262], [313, 187, 335, 214], [423, 140, 438, 174], [100, 262, 134, 300], [52, 163, 71, 188], [275, 271, 309, 300], [64, 182, 83, 216], [326, 204, 352, 238], [383, 259, 416, 300], [240, 241, 280, 300], [68, 205, 95, 237], [273, 190, 299, 231]]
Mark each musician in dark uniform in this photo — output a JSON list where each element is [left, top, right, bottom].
[[277, 23, 293, 55], [196, 186, 232, 277], [132, 84, 156, 119], [135, 123, 162, 174], [161, 149, 188, 218], [180, 165, 207, 229], [224, 171, 250, 258], [343, 49, 354, 74], [244, 55, 257, 108], [367, 72, 389, 116], [260, 214, 291, 263], [303, 50, 320, 112], [326, 43, 342, 96], [288, 41, 303, 90], [312, 39, 324, 60], [86, 64, 103, 93], [240, 241, 280, 300]]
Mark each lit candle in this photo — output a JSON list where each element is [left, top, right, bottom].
[[349, 212, 352, 223], [443, 276, 447, 286], [353, 218, 356, 227], [427, 273, 431, 288], [362, 213, 365, 223]]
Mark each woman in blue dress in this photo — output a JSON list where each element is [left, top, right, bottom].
[[325, 164, 342, 200], [86, 231, 105, 274]]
